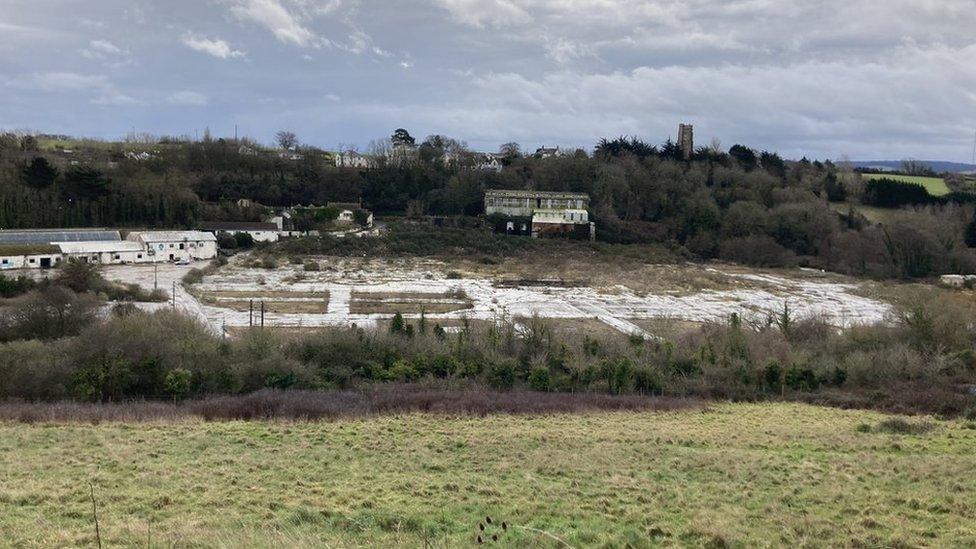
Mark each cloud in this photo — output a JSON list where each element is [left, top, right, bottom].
[[181, 34, 246, 58], [226, 0, 322, 47], [12, 72, 142, 106], [432, 0, 531, 27], [81, 39, 129, 61], [168, 91, 209, 106]]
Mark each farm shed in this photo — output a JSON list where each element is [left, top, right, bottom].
[[126, 231, 218, 261], [55, 240, 148, 264], [0, 244, 62, 270], [199, 221, 281, 243]]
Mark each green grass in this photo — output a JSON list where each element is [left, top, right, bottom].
[[863, 173, 951, 196], [828, 202, 893, 224], [1, 403, 974, 547]]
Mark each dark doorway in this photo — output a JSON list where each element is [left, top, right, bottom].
[[39, 257, 51, 268]]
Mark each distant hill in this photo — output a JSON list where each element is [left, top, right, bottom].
[[849, 160, 976, 174]]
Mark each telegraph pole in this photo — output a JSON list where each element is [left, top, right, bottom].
[[171, 281, 176, 308], [153, 262, 158, 291]]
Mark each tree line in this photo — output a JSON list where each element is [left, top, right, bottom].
[[3, 130, 976, 278]]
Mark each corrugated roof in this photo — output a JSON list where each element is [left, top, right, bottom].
[[128, 231, 217, 243], [56, 241, 146, 254], [0, 229, 121, 245]]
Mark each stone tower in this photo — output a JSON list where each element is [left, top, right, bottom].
[[678, 123, 694, 159]]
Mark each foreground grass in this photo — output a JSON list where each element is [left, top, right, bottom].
[[1, 403, 974, 547], [863, 173, 950, 196]]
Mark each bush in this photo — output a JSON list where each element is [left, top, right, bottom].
[[527, 366, 552, 392], [488, 361, 516, 390], [303, 261, 321, 272]]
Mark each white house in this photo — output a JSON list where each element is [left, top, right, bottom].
[[335, 151, 373, 169], [126, 231, 218, 261], [199, 222, 280, 243], [476, 153, 504, 172]]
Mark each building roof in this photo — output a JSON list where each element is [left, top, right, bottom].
[[0, 229, 121, 245], [484, 189, 589, 200], [199, 221, 278, 232], [327, 202, 363, 211], [56, 241, 146, 254], [0, 244, 61, 256], [128, 230, 217, 243]]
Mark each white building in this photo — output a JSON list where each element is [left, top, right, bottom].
[[476, 153, 504, 172], [199, 222, 280, 243], [55, 240, 149, 264], [126, 231, 218, 261], [0, 247, 62, 270], [335, 151, 373, 169], [484, 190, 589, 218]]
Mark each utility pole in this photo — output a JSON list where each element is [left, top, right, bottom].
[[153, 262, 158, 291], [260, 300, 265, 328], [171, 281, 176, 308], [249, 299, 254, 327]]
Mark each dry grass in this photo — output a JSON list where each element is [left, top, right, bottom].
[[205, 299, 329, 314], [0, 402, 973, 547], [199, 290, 331, 314], [350, 291, 473, 314], [200, 290, 329, 299]]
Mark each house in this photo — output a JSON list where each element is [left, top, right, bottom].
[[126, 231, 218, 261], [334, 151, 373, 169], [484, 190, 592, 239], [387, 142, 419, 167], [327, 201, 374, 227], [199, 221, 280, 243], [535, 146, 564, 159], [277, 151, 305, 161], [476, 153, 504, 172]]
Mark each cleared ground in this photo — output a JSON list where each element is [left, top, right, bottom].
[[862, 173, 951, 196], [151, 256, 894, 339], [0, 403, 973, 547]]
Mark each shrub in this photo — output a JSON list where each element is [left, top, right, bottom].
[[303, 261, 321, 272], [488, 361, 516, 390], [873, 418, 935, 435], [527, 367, 552, 392], [164, 368, 193, 397]]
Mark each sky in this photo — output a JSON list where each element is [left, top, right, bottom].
[[2, 0, 976, 161]]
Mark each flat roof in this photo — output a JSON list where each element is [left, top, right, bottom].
[[128, 230, 217, 243], [485, 189, 589, 199], [56, 241, 146, 254], [0, 229, 121, 245]]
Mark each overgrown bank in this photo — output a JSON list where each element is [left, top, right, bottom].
[[1, 286, 974, 416]]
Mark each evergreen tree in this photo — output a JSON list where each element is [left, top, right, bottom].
[[21, 157, 59, 190]]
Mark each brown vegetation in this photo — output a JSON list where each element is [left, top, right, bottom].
[[0, 385, 702, 423]]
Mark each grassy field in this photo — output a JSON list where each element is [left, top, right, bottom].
[[863, 173, 951, 196], [1, 403, 974, 547]]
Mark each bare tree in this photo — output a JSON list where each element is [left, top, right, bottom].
[[275, 131, 298, 151]]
